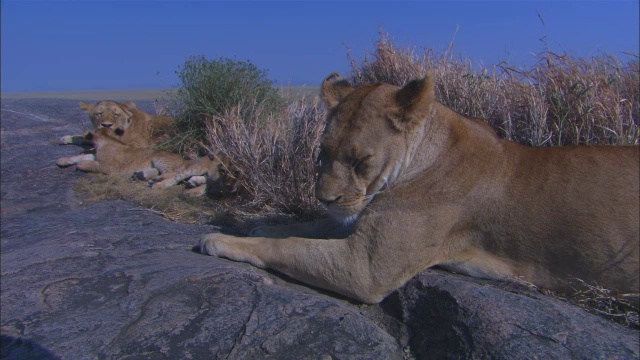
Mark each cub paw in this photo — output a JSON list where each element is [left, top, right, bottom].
[[185, 185, 206, 198], [186, 175, 207, 188], [131, 171, 148, 181]]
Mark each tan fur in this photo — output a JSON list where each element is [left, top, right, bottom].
[[150, 153, 238, 196], [57, 128, 235, 196], [200, 73, 639, 304], [57, 127, 185, 176], [60, 100, 175, 148]]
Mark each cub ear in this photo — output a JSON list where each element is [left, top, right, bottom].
[[79, 102, 95, 114], [83, 131, 95, 141], [320, 73, 354, 109], [389, 75, 435, 131]]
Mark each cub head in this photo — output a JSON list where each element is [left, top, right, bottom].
[[80, 100, 137, 132], [317, 73, 435, 222], [205, 153, 242, 198]]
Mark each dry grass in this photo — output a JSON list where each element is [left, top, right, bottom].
[[201, 93, 327, 225], [570, 279, 639, 329], [348, 31, 639, 146], [520, 277, 639, 329], [72, 173, 223, 224]]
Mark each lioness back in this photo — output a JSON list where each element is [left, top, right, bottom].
[[493, 144, 639, 292]]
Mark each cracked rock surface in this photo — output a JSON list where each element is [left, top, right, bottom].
[[1, 98, 637, 359]]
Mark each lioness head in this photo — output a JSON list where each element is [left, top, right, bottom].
[[80, 101, 137, 132], [317, 73, 435, 222]]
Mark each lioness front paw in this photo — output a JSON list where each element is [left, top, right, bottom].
[[198, 233, 265, 268], [199, 233, 222, 256], [59, 135, 74, 144]]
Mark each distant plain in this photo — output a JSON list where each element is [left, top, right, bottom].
[[1, 85, 318, 101]]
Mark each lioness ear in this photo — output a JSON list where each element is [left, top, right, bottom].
[[122, 101, 137, 111], [389, 75, 435, 131], [80, 102, 95, 114], [320, 73, 354, 109]]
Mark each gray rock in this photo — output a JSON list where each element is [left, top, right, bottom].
[[400, 270, 639, 359], [1, 98, 637, 359]]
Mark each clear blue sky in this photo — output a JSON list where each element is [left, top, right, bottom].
[[2, 1, 638, 92]]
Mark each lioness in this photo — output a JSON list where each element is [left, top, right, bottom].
[[199, 73, 639, 304], [57, 128, 225, 194], [60, 100, 175, 148]]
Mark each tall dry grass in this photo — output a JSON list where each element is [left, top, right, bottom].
[[348, 32, 639, 146], [201, 93, 326, 225]]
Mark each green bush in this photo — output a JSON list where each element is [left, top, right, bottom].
[[164, 56, 286, 154]]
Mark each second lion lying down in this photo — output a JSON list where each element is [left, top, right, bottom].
[[57, 127, 237, 196], [199, 73, 639, 304]]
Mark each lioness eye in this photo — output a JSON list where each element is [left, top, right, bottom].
[[315, 146, 326, 166], [353, 155, 372, 174]]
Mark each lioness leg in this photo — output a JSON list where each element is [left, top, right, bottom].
[[76, 160, 108, 174], [132, 168, 161, 181], [151, 162, 214, 190], [149, 170, 182, 189], [56, 153, 96, 167], [184, 184, 207, 197], [199, 231, 419, 304], [59, 134, 93, 147]]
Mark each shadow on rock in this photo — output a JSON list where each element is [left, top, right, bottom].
[[1, 335, 59, 360]]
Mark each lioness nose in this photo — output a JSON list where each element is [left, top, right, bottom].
[[101, 123, 113, 128], [317, 195, 341, 205]]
